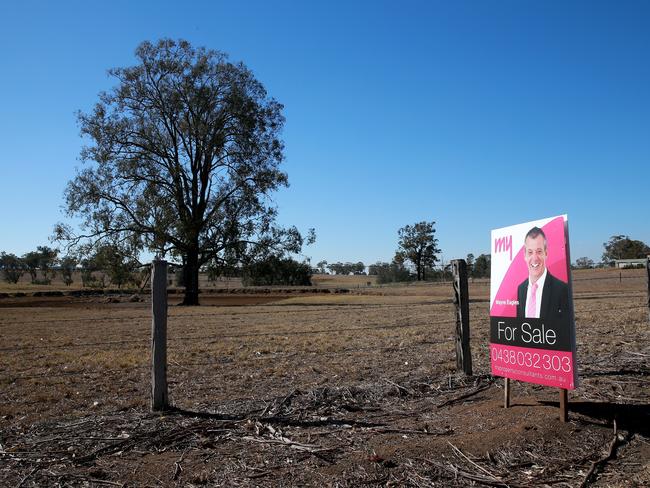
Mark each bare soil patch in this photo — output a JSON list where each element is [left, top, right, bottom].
[[1, 269, 648, 486]]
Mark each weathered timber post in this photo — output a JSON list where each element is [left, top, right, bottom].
[[559, 388, 568, 422], [647, 256, 650, 324], [151, 259, 169, 411], [451, 259, 472, 375]]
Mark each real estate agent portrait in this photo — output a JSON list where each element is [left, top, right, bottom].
[[516, 226, 569, 321]]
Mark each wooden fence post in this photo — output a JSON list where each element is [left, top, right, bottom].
[[451, 259, 472, 375], [647, 257, 650, 324], [151, 259, 169, 411]]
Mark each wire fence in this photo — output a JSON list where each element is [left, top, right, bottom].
[[4, 338, 461, 382], [0, 316, 458, 353], [0, 304, 647, 352], [2, 265, 648, 406], [1, 298, 647, 354], [0, 302, 452, 325]]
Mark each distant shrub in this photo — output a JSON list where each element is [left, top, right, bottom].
[[60, 256, 77, 286], [375, 263, 413, 284], [206, 260, 241, 283], [81, 269, 104, 288], [423, 268, 453, 282], [0, 252, 25, 284]]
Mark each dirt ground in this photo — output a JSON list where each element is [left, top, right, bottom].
[[1, 268, 649, 486]]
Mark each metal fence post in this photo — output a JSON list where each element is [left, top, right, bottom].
[[151, 260, 169, 411], [451, 259, 472, 375]]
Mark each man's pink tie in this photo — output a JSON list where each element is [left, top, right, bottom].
[[527, 282, 538, 318]]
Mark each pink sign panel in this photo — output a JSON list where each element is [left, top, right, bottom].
[[489, 215, 578, 389]]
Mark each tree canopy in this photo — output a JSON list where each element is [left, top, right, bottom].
[[472, 253, 491, 278], [59, 256, 77, 286], [372, 260, 412, 284], [327, 262, 365, 275], [602, 235, 650, 264], [0, 253, 25, 284], [396, 221, 440, 281], [92, 244, 139, 288], [242, 256, 312, 286], [574, 257, 595, 269], [56, 39, 311, 304]]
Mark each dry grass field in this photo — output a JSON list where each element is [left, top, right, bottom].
[[1, 268, 648, 486]]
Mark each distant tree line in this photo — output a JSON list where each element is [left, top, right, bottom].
[[572, 235, 649, 269], [1, 247, 62, 285], [0, 245, 147, 289], [241, 256, 312, 286], [4, 234, 646, 288], [309, 221, 492, 285], [313, 261, 366, 275], [1, 243, 315, 289], [202, 255, 313, 286]]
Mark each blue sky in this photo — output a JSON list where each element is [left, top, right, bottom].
[[1, 0, 648, 266]]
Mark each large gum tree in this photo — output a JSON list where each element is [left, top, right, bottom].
[[57, 39, 310, 305]]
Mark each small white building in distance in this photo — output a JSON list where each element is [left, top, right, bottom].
[[613, 258, 649, 268]]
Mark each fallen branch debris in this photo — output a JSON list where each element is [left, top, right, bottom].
[[580, 420, 629, 487]]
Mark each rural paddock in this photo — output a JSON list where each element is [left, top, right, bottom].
[[1, 269, 649, 486]]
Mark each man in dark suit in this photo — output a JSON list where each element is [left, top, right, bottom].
[[516, 227, 569, 321]]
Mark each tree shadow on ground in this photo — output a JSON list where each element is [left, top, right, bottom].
[[163, 405, 384, 428], [540, 400, 650, 436]]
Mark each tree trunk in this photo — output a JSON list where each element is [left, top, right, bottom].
[[182, 248, 200, 306]]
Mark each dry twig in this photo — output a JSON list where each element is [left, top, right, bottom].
[[580, 420, 628, 487], [172, 449, 187, 481], [17, 467, 38, 488], [385, 378, 415, 396], [448, 441, 501, 481], [418, 457, 514, 487]]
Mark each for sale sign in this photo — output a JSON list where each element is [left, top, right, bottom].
[[489, 215, 578, 389]]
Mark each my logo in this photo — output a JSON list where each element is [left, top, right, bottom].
[[494, 235, 512, 261]]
